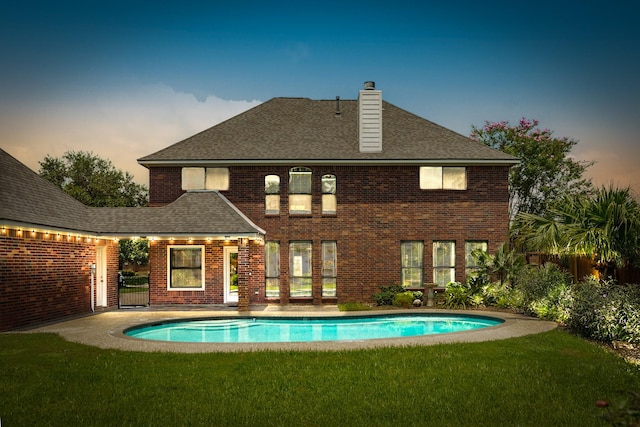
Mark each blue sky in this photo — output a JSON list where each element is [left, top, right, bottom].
[[1, 0, 638, 194]]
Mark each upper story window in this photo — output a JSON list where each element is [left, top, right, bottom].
[[420, 166, 466, 190], [289, 167, 312, 214], [181, 167, 229, 191], [265, 175, 280, 215], [322, 174, 337, 215]]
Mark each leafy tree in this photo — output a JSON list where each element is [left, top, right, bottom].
[[516, 185, 640, 278], [39, 150, 148, 207], [39, 151, 149, 267], [119, 239, 150, 269], [470, 118, 593, 219]]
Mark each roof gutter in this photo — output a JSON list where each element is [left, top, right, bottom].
[[138, 158, 520, 168]]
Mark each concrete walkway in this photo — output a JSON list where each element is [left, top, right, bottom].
[[27, 306, 557, 353]]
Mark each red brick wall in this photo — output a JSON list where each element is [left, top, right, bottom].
[[0, 230, 119, 331], [149, 167, 184, 207], [106, 242, 120, 307], [148, 239, 263, 305], [148, 164, 510, 305]]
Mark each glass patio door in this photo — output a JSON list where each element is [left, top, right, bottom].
[[224, 246, 239, 304]]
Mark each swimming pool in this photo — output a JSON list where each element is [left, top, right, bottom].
[[124, 314, 503, 343]]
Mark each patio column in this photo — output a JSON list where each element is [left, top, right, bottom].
[[237, 238, 250, 312]]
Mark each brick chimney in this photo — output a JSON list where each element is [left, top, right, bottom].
[[358, 81, 382, 152]]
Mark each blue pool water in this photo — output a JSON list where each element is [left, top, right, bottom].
[[125, 314, 503, 343]]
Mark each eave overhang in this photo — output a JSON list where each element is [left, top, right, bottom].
[[138, 158, 520, 168]]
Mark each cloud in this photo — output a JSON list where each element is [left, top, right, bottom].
[[0, 84, 262, 185]]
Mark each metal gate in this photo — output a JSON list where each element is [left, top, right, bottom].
[[118, 274, 150, 308]]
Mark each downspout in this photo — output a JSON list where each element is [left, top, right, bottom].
[[90, 263, 96, 312]]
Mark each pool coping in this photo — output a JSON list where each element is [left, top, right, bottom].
[[23, 306, 558, 353]]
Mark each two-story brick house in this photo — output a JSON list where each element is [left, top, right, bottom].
[[137, 82, 518, 309]]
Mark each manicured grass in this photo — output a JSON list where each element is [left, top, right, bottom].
[[1, 330, 639, 426]]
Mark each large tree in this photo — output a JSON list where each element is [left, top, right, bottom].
[[39, 151, 148, 207], [470, 118, 593, 220], [39, 151, 149, 268]]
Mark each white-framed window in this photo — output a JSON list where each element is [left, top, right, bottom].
[[322, 174, 337, 215], [167, 245, 205, 290], [290, 241, 312, 297], [322, 241, 337, 297], [401, 241, 424, 287], [289, 167, 312, 214], [265, 175, 280, 215], [420, 166, 466, 190], [265, 241, 280, 298], [181, 167, 229, 191], [465, 241, 488, 277], [433, 241, 455, 285]]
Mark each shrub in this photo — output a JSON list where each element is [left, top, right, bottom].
[[444, 282, 471, 309], [372, 284, 405, 306], [515, 263, 572, 322], [567, 278, 640, 343], [495, 287, 524, 310], [393, 291, 415, 308], [121, 270, 136, 277], [469, 293, 484, 308]]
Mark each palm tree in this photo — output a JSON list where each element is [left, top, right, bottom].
[[470, 243, 526, 287], [515, 185, 640, 279]]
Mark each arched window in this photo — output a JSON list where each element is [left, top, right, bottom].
[[265, 175, 280, 215], [289, 167, 312, 214], [322, 174, 336, 215]]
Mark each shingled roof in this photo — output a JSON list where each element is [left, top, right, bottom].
[[138, 97, 518, 166], [0, 148, 94, 233], [0, 149, 264, 238], [90, 191, 265, 238]]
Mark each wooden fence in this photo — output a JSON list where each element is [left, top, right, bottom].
[[526, 252, 640, 284]]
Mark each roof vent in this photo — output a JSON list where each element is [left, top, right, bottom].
[[335, 96, 341, 117], [363, 81, 376, 90]]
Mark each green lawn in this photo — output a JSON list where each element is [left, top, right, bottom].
[[1, 329, 638, 426]]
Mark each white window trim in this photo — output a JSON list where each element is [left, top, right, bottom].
[[167, 245, 205, 291]]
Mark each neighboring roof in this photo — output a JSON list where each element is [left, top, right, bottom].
[[138, 97, 518, 166], [0, 148, 94, 233], [0, 148, 264, 238], [90, 191, 265, 237]]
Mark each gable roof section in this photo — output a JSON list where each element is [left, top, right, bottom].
[[138, 98, 518, 166], [0, 149, 264, 238]]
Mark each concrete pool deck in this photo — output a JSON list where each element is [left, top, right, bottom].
[[26, 305, 557, 353]]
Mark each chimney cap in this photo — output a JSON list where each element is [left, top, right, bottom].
[[363, 81, 376, 90]]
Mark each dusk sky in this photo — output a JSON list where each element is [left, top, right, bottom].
[[1, 1, 638, 195]]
